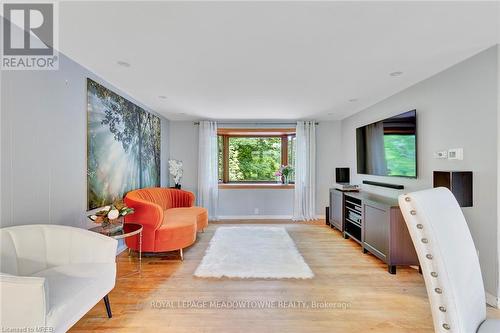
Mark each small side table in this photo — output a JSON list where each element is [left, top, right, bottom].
[[89, 223, 143, 277]]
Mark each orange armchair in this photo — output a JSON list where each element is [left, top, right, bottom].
[[124, 188, 208, 254]]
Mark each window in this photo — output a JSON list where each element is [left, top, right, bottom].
[[218, 129, 295, 184]]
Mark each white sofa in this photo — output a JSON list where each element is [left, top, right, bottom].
[[399, 188, 500, 333], [0, 224, 118, 333]]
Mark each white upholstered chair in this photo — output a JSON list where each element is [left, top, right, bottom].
[[0, 224, 117, 333], [399, 187, 500, 333]]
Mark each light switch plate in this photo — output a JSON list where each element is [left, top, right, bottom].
[[448, 148, 463, 160]]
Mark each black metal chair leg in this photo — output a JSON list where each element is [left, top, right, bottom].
[[103, 295, 112, 318]]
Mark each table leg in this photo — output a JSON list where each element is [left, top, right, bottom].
[[139, 231, 142, 274]]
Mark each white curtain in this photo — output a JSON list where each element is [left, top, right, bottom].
[[197, 121, 219, 220], [293, 121, 317, 221]]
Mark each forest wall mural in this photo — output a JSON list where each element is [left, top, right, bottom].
[[87, 78, 161, 210]]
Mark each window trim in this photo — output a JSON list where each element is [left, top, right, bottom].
[[218, 183, 294, 190], [218, 128, 295, 185], [218, 128, 296, 136]]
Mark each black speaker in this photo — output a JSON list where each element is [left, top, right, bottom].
[[336, 168, 350, 184], [325, 206, 330, 226]]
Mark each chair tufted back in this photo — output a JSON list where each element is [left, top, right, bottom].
[[0, 224, 117, 276], [399, 187, 485, 333], [125, 187, 195, 210]]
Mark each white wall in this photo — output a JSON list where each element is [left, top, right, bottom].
[[1, 53, 170, 229], [341, 46, 499, 299], [169, 120, 342, 219], [168, 121, 198, 193], [316, 121, 342, 216]]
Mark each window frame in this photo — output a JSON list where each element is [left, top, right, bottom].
[[218, 128, 296, 185]]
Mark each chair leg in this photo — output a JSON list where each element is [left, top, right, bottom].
[[180, 248, 184, 261], [103, 295, 112, 318]]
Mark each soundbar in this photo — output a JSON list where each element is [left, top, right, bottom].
[[362, 180, 404, 190]]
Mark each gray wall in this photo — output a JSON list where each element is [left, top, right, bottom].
[[341, 46, 499, 299], [316, 121, 342, 215], [219, 189, 294, 218], [168, 122, 198, 194], [1, 53, 170, 229], [497, 46, 500, 300], [169, 120, 342, 218]]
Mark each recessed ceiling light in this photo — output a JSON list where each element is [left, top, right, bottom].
[[390, 71, 403, 77], [158, 95, 167, 99], [348, 98, 358, 102], [116, 60, 131, 67]]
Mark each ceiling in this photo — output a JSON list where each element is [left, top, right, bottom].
[[59, 1, 499, 121]]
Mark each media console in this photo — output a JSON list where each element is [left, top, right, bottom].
[[329, 189, 419, 274]]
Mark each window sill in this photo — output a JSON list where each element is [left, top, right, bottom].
[[218, 183, 294, 190]]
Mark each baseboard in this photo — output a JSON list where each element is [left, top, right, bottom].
[[486, 292, 499, 308], [218, 214, 325, 220], [219, 215, 293, 220]]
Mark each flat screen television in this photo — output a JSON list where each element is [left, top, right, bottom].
[[356, 110, 417, 178]]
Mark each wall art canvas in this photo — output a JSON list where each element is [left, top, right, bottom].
[[87, 78, 161, 210]]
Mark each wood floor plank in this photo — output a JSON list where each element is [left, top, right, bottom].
[[71, 221, 499, 332]]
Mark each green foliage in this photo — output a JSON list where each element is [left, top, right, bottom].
[[228, 137, 281, 181], [383, 135, 416, 177]]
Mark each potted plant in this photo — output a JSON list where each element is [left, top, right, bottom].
[[169, 159, 183, 189], [275, 165, 294, 185], [88, 200, 134, 230]]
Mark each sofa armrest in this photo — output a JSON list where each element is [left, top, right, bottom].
[[69, 228, 118, 264], [124, 195, 164, 231], [0, 274, 47, 330]]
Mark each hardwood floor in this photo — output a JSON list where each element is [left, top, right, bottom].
[[71, 221, 499, 332]]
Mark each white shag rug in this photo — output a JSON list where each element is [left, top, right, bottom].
[[194, 226, 314, 279]]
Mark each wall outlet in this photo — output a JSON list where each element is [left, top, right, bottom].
[[448, 148, 463, 160], [434, 150, 448, 159], [254, 208, 259, 215]]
